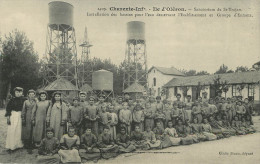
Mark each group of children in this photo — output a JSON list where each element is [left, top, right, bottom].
[[5, 87, 256, 163]]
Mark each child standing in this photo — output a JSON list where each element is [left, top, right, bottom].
[[46, 92, 68, 140], [85, 96, 99, 136], [31, 91, 50, 146], [132, 103, 145, 132], [5, 87, 26, 152], [58, 127, 81, 163], [21, 89, 37, 153], [37, 127, 60, 163], [107, 104, 118, 140], [98, 105, 110, 135], [144, 103, 155, 130], [163, 99, 173, 128], [119, 102, 132, 135], [68, 97, 84, 136]]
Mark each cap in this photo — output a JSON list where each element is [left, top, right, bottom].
[[39, 90, 48, 96], [156, 96, 161, 100], [13, 87, 23, 92], [73, 97, 80, 101], [99, 94, 106, 98], [79, 91, 87, 95], [27, 89, 36, 94]]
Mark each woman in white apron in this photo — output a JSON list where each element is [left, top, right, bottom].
[[5, 87, 26, 152]]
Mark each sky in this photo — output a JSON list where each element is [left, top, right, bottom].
[[0, 0, 260, 73]]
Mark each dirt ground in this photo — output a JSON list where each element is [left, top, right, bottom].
[[0, 109, 259, 164]]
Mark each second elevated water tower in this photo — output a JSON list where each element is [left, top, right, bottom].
[[123, 21, 147, 90]]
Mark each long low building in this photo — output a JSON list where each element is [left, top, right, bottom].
[[163, 71, 260, 105]]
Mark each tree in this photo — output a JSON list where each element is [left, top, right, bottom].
[[196, 71, 210, 75], [215, 64, 233, 74], [0, 29, 42, 100], [235, 66, 249, 72], [179, 69, 209, 76]]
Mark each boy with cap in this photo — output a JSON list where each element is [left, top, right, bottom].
[[68, 97, 84, 136], [79, 92, 89, 109], [22, 89, 37, 153], [97, 94, 107, 114]]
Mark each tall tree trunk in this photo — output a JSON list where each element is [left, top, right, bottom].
[[5, 80, 11, 108]]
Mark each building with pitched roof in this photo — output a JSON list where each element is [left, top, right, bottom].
[[44, 78, 78, 103], [163, 71, 260, 104], [148, 66, 185, 96]]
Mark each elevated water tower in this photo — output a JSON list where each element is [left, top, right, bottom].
[[123, 21, 148, 90], [43, 1, 78, 88]]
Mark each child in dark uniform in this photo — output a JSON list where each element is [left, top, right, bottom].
[[22, 89, 37, 153], [37, 127, 60, 163], [68, 97, 84, 136]]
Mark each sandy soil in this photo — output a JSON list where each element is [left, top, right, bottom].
[[0, 109, 259, 164]]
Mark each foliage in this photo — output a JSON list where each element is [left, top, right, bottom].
[[235, 66, 249, 72], [0, 29, 42, 98], [179, 69, 209, 76], [215, 64, 234, 74]]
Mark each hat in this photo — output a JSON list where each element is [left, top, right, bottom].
[[89, 96, 95, 100], [156, 96, 161, 100], [27, 89, 36, 95], [73, 97, 80, 101], [13, 87, 23, 92], [202, 91, 207, 95], [79, 91, 87, 95], [39, 90, 48, 96], [99, 94, 106, 98]]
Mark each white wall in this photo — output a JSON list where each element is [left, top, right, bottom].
[[148, 67, 182, 96], [166, 84, 260, 102]]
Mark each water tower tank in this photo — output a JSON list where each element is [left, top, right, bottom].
[[92, 69, 113, 91], [49, 1, 74, 30], [127, 21, 145, 41]]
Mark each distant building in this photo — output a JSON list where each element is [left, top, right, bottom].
[[148, 66, 185, 96], [164, 71, 260, 104]]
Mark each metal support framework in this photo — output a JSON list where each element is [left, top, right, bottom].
[[123, 39, 147, 90], [79, 27, 93, 88], [43, 24, 78, 88], [93, 90, 114, 101]]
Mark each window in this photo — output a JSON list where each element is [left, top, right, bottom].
[[154, 70, 156, 73], [153, 78, 156, 86], [248, 84, 255, 101], [158, 87, 161, 96], [232, 85, 237, 96]]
